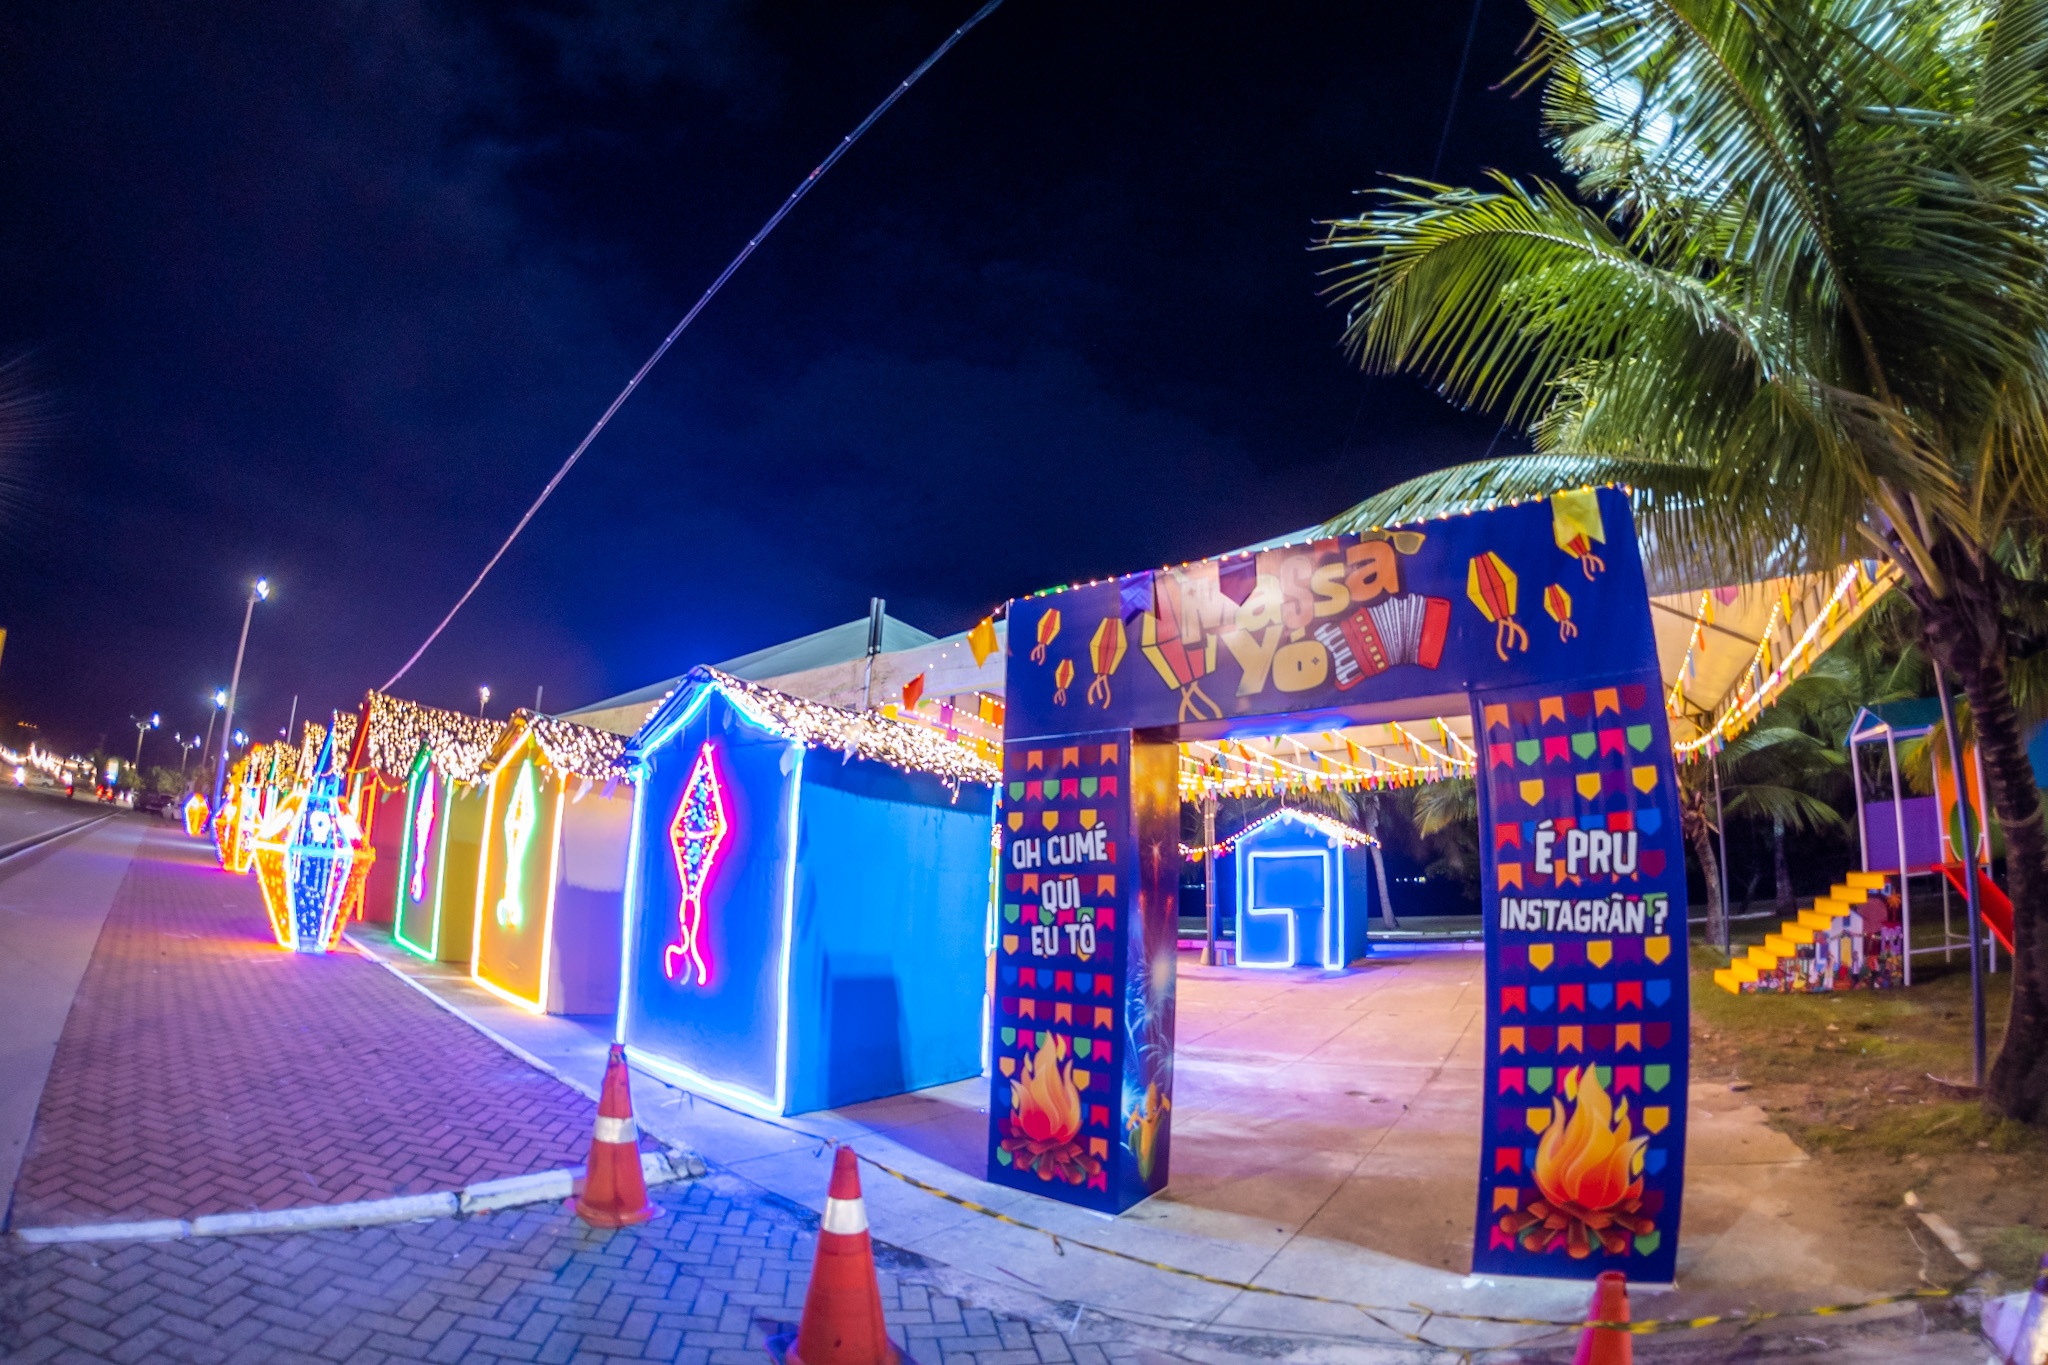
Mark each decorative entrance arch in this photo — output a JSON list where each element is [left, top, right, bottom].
[[990, 488, 1689, 1282]]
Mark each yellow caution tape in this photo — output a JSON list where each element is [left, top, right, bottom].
[[651, 1071, 1959, 1341]]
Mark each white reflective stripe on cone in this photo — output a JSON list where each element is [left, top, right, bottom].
[[820, 1197, 868, 1236], [592, 1115, 637, 1144]]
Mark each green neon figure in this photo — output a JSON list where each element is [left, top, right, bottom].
[[494, 760, 538, 929]]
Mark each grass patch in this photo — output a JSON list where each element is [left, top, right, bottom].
[[1980, 1224, 2048, 1282]]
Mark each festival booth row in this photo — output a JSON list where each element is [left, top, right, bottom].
[[466, 711, 635, 1015], [347, 692, 507, 964], [617, 667, 999, 1116]]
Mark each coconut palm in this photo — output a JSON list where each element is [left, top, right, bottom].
[[1314, 0, 2048, 1120]]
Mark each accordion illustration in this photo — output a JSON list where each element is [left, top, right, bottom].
[[1315, 593, 1451, 689]]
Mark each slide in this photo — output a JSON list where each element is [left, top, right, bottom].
[[1938, 863, 2015, 953]]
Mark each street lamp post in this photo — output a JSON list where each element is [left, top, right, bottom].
[[478, 685, 490, 718], [210, 578, 270, 814], [198, 689, 226, 774], [175, 733, 201, 774], [131, 712, 160, 766]]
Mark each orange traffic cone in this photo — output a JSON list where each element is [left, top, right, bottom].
[[788, 1147, 898, 1365], [570, 1044, 655, 1228], [1571, 1270, 1631, 1365]]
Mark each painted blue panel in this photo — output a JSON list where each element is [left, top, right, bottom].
[[620, 693, 794, 1112], [783, 759, 994, 1114]]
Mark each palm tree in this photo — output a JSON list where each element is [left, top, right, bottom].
[[1314, 0, 2048, 1120]]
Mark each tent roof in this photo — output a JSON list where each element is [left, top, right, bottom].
[[629, 667, 998, 786], [558, 613, 935, 734]]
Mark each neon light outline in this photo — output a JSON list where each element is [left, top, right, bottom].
[[663, 744, 728, 985], [494, 760, 538, 930], [408, 766, 439, 905], [1235, 822, 1345, 969], [620, 707, 804, 1116], [392, 749, 437, 960], [470, 731, 565, 1015]]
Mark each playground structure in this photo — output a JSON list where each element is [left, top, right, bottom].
[[1845, 701, 2011, 983], [1710, 870, 1899, 993]]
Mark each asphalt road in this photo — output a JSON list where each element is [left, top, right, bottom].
[[0, 809, 146, 1226], [0, 783, 118, 848]]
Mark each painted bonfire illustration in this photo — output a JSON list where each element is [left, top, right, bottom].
[[1499, 1066, 1654, 1257], [999, 1032, 1100, 1185]]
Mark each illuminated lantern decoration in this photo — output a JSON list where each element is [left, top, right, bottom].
[[250, 731, 373, 953], [1543, 583, 1578, 642], [1466, 552, 1530, 662], [1052, 657, 1075, 705], [1551, 488, 1607, 579], [1086, 616, 1126, 707], [182, 793, 209, 838], [663, 744, 728, 985], [1031, 607, 1061, 664], [1137, 574, 1223, 721], [967, 616, 1000, 668]]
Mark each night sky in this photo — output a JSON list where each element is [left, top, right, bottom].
[[0, 1, 1547, 758]]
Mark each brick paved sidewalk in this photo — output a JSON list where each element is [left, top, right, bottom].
[[1, 1173, 1161, 1365], [8, 824, 606, 1228]]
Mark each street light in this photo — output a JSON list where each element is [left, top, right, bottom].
[[210, 577, 271, 814], [131, 712, 160, 766], [478, 685, 491, 718], [175, 733, 201, 774]]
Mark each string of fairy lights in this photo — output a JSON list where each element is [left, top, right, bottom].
[[680, 669, 1002, 787], [1671, 562, 1890, 757], [1179, 806, 1381, 859], [353, 691, 507, 785]]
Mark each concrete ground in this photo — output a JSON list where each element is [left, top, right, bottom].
[[1, 817, 1995, 1361], [343, 929, 1985, 1359]]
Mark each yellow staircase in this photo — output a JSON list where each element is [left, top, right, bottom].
[[1712, 871, 1888, 994]]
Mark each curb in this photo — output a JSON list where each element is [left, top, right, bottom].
[[12, 1149, 707, 1246]]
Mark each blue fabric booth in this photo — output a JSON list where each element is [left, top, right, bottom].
[[617, 667, 997, 1116]]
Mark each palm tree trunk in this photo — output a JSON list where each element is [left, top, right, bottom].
[[1910, 559, 2048, 1123], [1691, 823, 1725, 951], [1773, 816, 1793, 914], [1359, 793, 1398, 929], [1680, 769, 1726, 952]]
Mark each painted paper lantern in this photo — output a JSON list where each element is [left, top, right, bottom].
[[1466, 552, 1530, 662], [1543, 583, 1578, 642], [1052, 657, 1076, 705], [1086, 616, 1127, 707], [1031, 607, 1061, 664], [1136, 575, 1223, 720], [250, 730, 374, 953], [1551, 488, 1607, 579]]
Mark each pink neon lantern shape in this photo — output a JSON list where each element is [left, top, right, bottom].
[[664, 744, 728, 984]]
